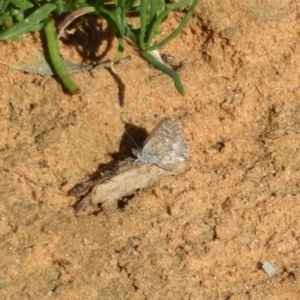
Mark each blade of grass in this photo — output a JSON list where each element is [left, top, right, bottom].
[[147, 0, 199, 51], [10, 0, 33, 10], [0, 3, 57, 40], [44, 17, 80, 94], [145, 0, 190, 49], [0, 0, 11, 14], [139, 0, 147, 50]]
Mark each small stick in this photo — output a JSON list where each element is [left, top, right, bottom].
[[74, 158, 189, 212], [0, 55, 131, 75], [57, 7, 96, 39]]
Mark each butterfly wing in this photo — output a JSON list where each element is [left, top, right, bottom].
[[141, 118, 188, 171]]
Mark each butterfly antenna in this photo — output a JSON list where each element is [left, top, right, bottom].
[[119, 128, 140, 161], [124, 128, 139, 148]]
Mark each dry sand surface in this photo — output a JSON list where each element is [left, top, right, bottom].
[[1, 1, 300, 299]]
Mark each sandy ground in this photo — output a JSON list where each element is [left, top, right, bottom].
[[1, 1, 300, 299]]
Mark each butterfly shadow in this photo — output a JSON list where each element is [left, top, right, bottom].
[[114, 122, 148, 160], [69, 122, 149, 212]]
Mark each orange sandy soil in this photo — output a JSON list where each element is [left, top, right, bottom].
[[1, 1, 300, 299]]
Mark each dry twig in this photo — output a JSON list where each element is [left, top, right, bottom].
[[73, 158, 189, 212]]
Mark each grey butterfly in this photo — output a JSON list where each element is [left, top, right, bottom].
[[132, 118, 189, 171]]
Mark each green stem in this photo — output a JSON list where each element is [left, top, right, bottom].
[[0, 3, 57, 40], [148, 0, 199, 51], [0, 0, 10, 14], [141, 50, 185, 95], [139, 0, 147, 50], [44, 18, 80, 94], [145, 0, 189, 48]]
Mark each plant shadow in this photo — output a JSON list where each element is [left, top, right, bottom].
[[40, 13, 127, 104]]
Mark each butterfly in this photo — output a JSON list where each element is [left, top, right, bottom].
[[132, 118, 188, 171]]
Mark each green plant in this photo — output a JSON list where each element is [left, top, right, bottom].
[[0, 0, 199, 95]]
